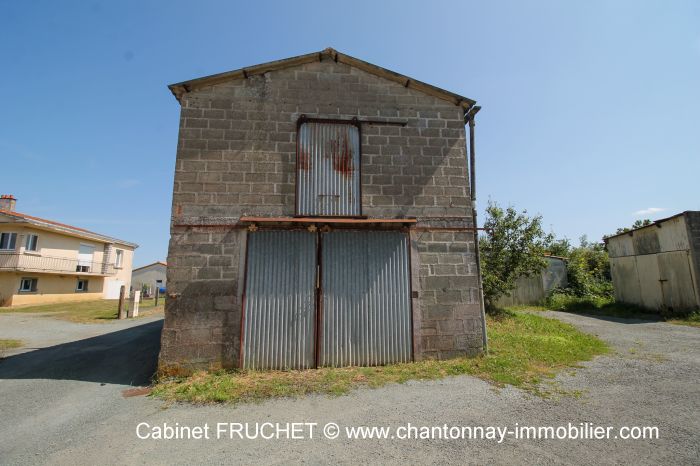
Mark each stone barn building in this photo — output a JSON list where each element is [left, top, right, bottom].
[[160, 48, 487, 373]]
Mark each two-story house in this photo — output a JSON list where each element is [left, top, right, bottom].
[[160, 48, 487, 374], [0, 195, 138, 306]]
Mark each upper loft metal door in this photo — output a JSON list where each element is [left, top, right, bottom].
[[319, 230, 413, 367], [296, 121, 361, 216], [241, 230, 317, 370]]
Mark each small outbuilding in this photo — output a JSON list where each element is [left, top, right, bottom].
[[496, 255, 568, 307], [605, 211, 700, 313], [131, 261, 167, 297]]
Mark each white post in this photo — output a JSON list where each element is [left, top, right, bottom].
[[132, 290, 141, 317]]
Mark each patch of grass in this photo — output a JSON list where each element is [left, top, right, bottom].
[[0, 339, 23, 350], [502, 304, 549, 312], [0, 299, 163, 323], [0, 338, 23, 358], [517, 293, 700, 328], [152, 310, 609, 404], [668, 312, 700, 328]]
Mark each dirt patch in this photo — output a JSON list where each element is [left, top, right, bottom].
[[121, 387, 152, 398]]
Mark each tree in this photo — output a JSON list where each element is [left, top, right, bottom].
[[479, 201, 551, 310], [612, 219, 652, 236], [545, 236, 572, 257]]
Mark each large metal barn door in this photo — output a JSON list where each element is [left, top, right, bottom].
[[319, 230, 412, 367], [241, 230, 317, 370]]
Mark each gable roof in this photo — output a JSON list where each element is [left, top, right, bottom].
[[169, 47, 477, 111], [603, 211, 692, 242], [132, 261, 167, 273], [0, 209, 138, 248]]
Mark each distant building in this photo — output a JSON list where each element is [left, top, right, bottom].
[[0, 194, 137, 306], [605, 211, 700, 313], [131, 261, 167, 296], [496, 255, 568, 307]]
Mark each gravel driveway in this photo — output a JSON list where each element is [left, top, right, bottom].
[[0, 311, 698, 465]]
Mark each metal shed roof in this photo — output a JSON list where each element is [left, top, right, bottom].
[[168, 47, 477, 111], [603, 211, 694, 242]]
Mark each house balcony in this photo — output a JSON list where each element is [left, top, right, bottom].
[[0, 253, 116, 276]]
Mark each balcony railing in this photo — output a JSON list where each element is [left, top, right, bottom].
[[0, 253, 116, 276]]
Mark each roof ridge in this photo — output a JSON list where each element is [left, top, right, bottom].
[[0, 209, 137, 247], [168, 47, 476, 109], [133, 261, 167, 272]]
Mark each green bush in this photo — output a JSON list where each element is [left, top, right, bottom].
[[480, 202, 551, 311], [565, 237, 612, 299], [542, 235, 613, 306], [544, 290, 654, 318]]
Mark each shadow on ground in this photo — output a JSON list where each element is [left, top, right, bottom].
[[554, 311, 663, 325], [0, 320, 162, 386]]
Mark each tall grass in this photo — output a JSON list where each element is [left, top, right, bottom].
[[152, 310, 609, 404]]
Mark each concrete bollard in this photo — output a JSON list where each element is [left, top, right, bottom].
[[132, 290, 141, 317]]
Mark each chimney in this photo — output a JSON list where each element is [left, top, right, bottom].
[[0, 194, 17, 212]]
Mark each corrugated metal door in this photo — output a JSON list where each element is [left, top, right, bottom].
[[242, 230, 317, 370], [635, 254, 663, 309], [297, 121, 360, 216], [658, 251, 698, 312], [319, 231, 412, 367]]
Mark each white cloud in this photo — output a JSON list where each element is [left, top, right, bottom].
[[116, 178, 141, 188], [633, 207, 666, 216]]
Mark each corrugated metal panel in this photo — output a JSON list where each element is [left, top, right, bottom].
[[610, 256, 642, 306], [319, 231, 412, 367], [607, 234, 635, 258], [297, 122, 360, 216], [657, 215, 690, 253], [242, 230, 317, 370], [495, 274, 545, 307], [633, 228, 661, 255]]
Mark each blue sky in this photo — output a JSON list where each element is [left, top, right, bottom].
[[1, 0, 698, 267]]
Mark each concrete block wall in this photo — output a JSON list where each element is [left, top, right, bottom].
[[160, 227, 246, 372], [413, 230, 483, 359], [684, 211, 700, 307], [161, 57, 484, 373], [171, 59, 468, 222]]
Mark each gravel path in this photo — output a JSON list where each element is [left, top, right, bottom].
[[0, 311, 698, 465]]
